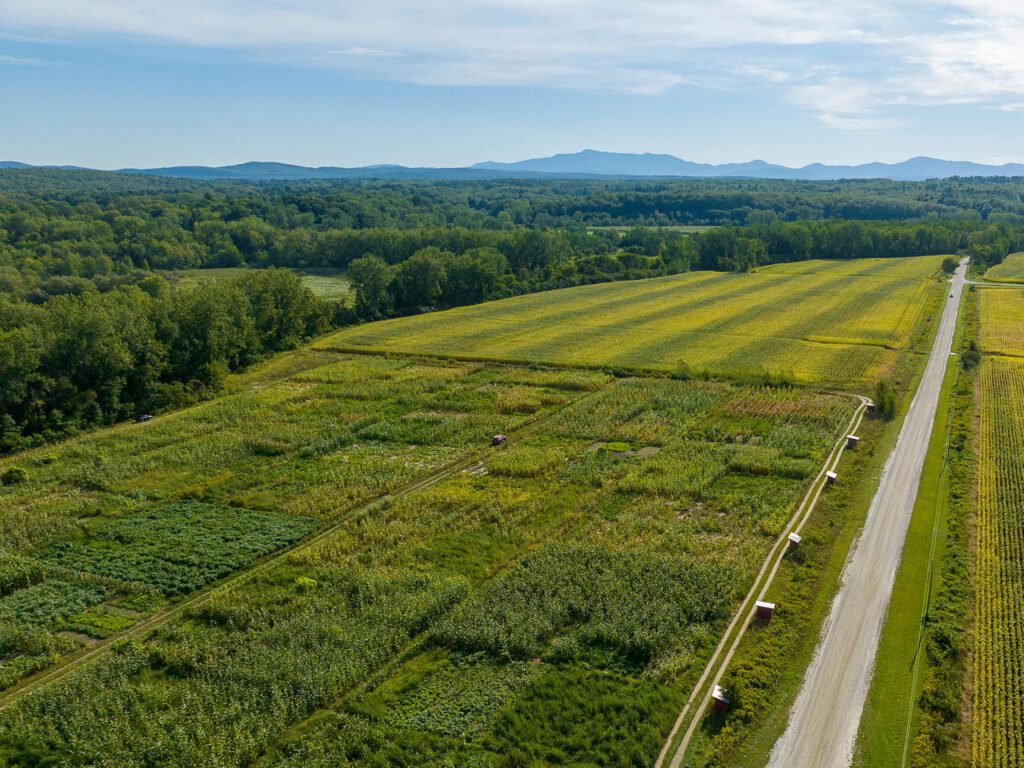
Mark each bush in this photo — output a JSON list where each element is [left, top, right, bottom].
[[874, 381, 896, 419], [1, 466, 28, 485]]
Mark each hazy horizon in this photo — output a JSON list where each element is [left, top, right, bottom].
[[5, 149, 1024, 173], [2, 1, 1024, 170]]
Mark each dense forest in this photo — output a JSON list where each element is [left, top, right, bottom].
[[2, 168, 1023, 451]]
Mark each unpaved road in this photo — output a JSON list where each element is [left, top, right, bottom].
[[767, 260, 967, 768], [657, 398, 868, 768]]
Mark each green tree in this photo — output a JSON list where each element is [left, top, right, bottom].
[[347, 254, 394, 318], [393, 247, 448, 308], [874, 380, 896, 419]]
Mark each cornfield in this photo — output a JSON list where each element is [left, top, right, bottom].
[[979, 287, 1024, 358], [973, 357, 1024, 767]]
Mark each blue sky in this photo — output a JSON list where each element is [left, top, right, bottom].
[[2, 0, 1024, 169]]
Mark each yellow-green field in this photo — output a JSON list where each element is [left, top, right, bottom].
[[974, 356, 1024, 768], [979, 287, 1024, 357], [982, 252, 1024, 283], [319, 256, 945, 384]]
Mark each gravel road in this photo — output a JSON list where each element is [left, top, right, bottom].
[[767, 260, 967, 768]]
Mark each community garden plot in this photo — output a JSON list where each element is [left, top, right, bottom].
[[0, 376, 855, 767], [0, 354, 600, 690]]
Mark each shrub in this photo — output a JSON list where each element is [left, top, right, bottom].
[[1, 467, 28, 485], [874, 381, 896, 419]]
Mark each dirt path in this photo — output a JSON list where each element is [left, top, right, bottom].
[[767, 259, 967, 768], [656, 395, 868, 768]]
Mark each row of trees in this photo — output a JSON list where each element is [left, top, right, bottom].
[[0, 270, 330, 451], [693, 220, 1024, 272], [340, 221, 1022, 318]]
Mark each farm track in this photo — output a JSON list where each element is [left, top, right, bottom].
[[656, 394, 869, 768], [767, 259, 968, 768], [0, 380, 612, 712]]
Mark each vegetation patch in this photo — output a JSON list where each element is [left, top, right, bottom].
[[483, 666, 680, 768], [320, 257, 945, 385], [434, 543, 735, 668], [972, 355, 1024, 767], [37, 501, 317, 596]]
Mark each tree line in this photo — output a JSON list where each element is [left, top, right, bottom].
[[0, 270, 330, 452], [342, 220, 1021, 318]]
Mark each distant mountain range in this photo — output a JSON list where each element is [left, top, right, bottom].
[[4, 150, 1024, 181], [470, 150, 1024, 180]]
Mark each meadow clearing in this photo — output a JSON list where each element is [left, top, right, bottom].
[[319, 256, 946, 384], [0, 346, 857, 766], [982, 252, 1024, 283], [166, 266, 351, 300]]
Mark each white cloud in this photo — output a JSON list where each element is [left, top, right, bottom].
[[2, 0, 1024, 125], [0, 52, 48, 65]]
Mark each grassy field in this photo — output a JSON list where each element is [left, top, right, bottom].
[[982, 252, 1024, 283], [319, 256, 946, 384], [166, 266, 351, 300], [0, 349, 858, 765], [973, 355, 1024, 768]]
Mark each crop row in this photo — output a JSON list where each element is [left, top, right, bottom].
[[973, 357, 1024, 767], [319, 257, 943, 383]]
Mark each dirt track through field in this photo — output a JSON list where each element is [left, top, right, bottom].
[[767, 260, 967, 768], [657, 396, 867, 768]]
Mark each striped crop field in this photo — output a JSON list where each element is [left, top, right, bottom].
[[979, 287, 1024, 357], [974, 356, 1024, 767], [319, 256, 945, 384], [982, 252, 1024, 283], [979, 287, 1024, 358]]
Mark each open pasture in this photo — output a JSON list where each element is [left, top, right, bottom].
[[319, 256, 944, 384], [0, 374, 855, 767]]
